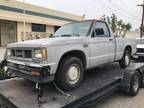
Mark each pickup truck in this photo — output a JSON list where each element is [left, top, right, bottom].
[[5, 20, 136, 91], [136, 38, 144, 58]]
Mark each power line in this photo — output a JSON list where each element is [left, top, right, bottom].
[[108, 0, 138, 18], [93, 0, 134, 19], [92, 0, 141, 21]]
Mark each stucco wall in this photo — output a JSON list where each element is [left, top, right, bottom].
[[1, 21, 9, 46], [125, 31, 140, 38], [46, 25, 54, 35], [17, 22, 55, 41], [17, 22, 31, 42]]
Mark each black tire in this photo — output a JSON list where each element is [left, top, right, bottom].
[[129, 73, 140, 96], [119, 50, 131, 68], [140, 73, 144, 88], [55, 57, 84, 91]]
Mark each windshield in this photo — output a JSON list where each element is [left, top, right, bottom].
[[53, 21, 92, 37], [137, 39, 144, 44]]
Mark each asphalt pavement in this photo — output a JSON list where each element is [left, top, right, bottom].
[[90, 89, 144, 108]]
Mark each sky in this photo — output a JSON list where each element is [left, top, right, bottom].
[[16, 0, 143, 30]]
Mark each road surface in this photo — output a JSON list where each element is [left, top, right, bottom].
[[90, 89, 144, 108]]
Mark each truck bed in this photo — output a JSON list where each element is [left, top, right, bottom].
[[0, 62, 144, 108]]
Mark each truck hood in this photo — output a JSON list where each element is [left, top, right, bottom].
[[137, 44, 144, 49], [7, 37, 87, 48]]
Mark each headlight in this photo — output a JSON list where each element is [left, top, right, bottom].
[[34, 48, 47, 60], [7, 49, 11, 56], [34, 49, 42, 59]]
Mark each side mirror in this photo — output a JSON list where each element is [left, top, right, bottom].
[[114, 35, 118, 38], [49, 34, 53, 38]]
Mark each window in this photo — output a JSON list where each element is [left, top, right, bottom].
[[93, 22, 110, 37], [54, 26, 61, 33], [53, 21, 92, 37], [32, 23, 46, 32]]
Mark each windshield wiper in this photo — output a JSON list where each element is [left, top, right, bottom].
[[52, 35, 59, 38], [61, 34, 80, 37], [61, 34, 72, 37]]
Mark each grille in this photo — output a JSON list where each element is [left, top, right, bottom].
[[137, 48, 144, 53], [11, 49, 33, 58]]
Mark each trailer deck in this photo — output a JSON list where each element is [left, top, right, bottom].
[[0, 62, 144, 108]]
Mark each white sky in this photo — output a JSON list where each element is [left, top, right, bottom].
[[16, 0, 143, 30]]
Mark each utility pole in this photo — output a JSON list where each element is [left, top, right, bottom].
[[137, 0, 144, 38], [23, 0, 26, 41]]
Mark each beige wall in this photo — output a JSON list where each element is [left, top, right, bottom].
[[0, 20, 17, 46], [17, 22, 55, 41], [1, 21, 9, 46], [0, 47, 6, 61], [17, 22, 31, 41], [0, 0, 84, 26], [0, 0, 83, 22], [46, 25, 54, 35], [125, 31, 141, 38]]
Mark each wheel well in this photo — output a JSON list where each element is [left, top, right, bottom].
[[58, 50, 87, 69], [125, 45, 132, 54]]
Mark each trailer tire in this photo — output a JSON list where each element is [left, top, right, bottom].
[[129, 73, 140, 96], [55, 57, 84, 91], [140, 73, 144, 88], [119, 50, 130, 68]]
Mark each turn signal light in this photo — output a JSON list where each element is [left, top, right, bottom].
[[31, 70, 41, 76], [42, 48, 47, 61]]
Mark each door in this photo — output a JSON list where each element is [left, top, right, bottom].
[[9, 21, 17, 44], [89, 21, 115, 68]]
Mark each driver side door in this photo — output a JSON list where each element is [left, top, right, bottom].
[[89, 21, 115, 68]]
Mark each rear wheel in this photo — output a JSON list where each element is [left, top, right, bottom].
[[119, 50, 131, 68], [129, 73, 140, 96], [55, 57, 84, 91]]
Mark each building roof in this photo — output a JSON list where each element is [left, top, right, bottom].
[[0, 0, 84, 26]]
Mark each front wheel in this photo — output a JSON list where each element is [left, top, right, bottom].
[[55, 57, 84, 91], [119, 50, 131, 68]]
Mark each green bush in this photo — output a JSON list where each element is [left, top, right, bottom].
[[0, 63, 8, 80]]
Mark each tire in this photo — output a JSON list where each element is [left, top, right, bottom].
[[129, 73, 140, 96], [55, 57, 84, 91], [140, 73, 144, 88], [119, 50, 131, 68]]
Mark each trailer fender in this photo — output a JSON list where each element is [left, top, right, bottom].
[[137, 67, 144, 88], [120, 70, 139, 93]]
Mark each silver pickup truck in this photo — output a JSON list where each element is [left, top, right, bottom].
[[5, 20, 136, 90]]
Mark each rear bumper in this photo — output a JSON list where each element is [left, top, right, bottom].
[[7, 62, 54, 83]]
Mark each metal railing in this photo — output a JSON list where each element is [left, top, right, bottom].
[[21, 32, 52, 41]]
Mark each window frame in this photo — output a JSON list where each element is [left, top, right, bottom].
[[92, 21, 111, 38], [31, 23, 46, 32]]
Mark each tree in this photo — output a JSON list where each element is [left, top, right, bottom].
[[123, 23, 132, 37], [100, 13, 132, 37]]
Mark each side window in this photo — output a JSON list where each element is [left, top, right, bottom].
[[94, 22, 110, 37]]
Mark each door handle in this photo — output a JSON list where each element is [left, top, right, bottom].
[[109, 38, 113, 41]]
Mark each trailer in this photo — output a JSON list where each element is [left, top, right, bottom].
[[0, 62, 144, 108]]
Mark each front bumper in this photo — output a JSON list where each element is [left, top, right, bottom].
[[7, 62, 54, 83], [136, 53, 144, 57]]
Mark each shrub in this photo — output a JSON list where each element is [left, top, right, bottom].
[[0, 62, 8, 80]]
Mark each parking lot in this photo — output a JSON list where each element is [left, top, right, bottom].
[[91, 89, 144, 108]]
